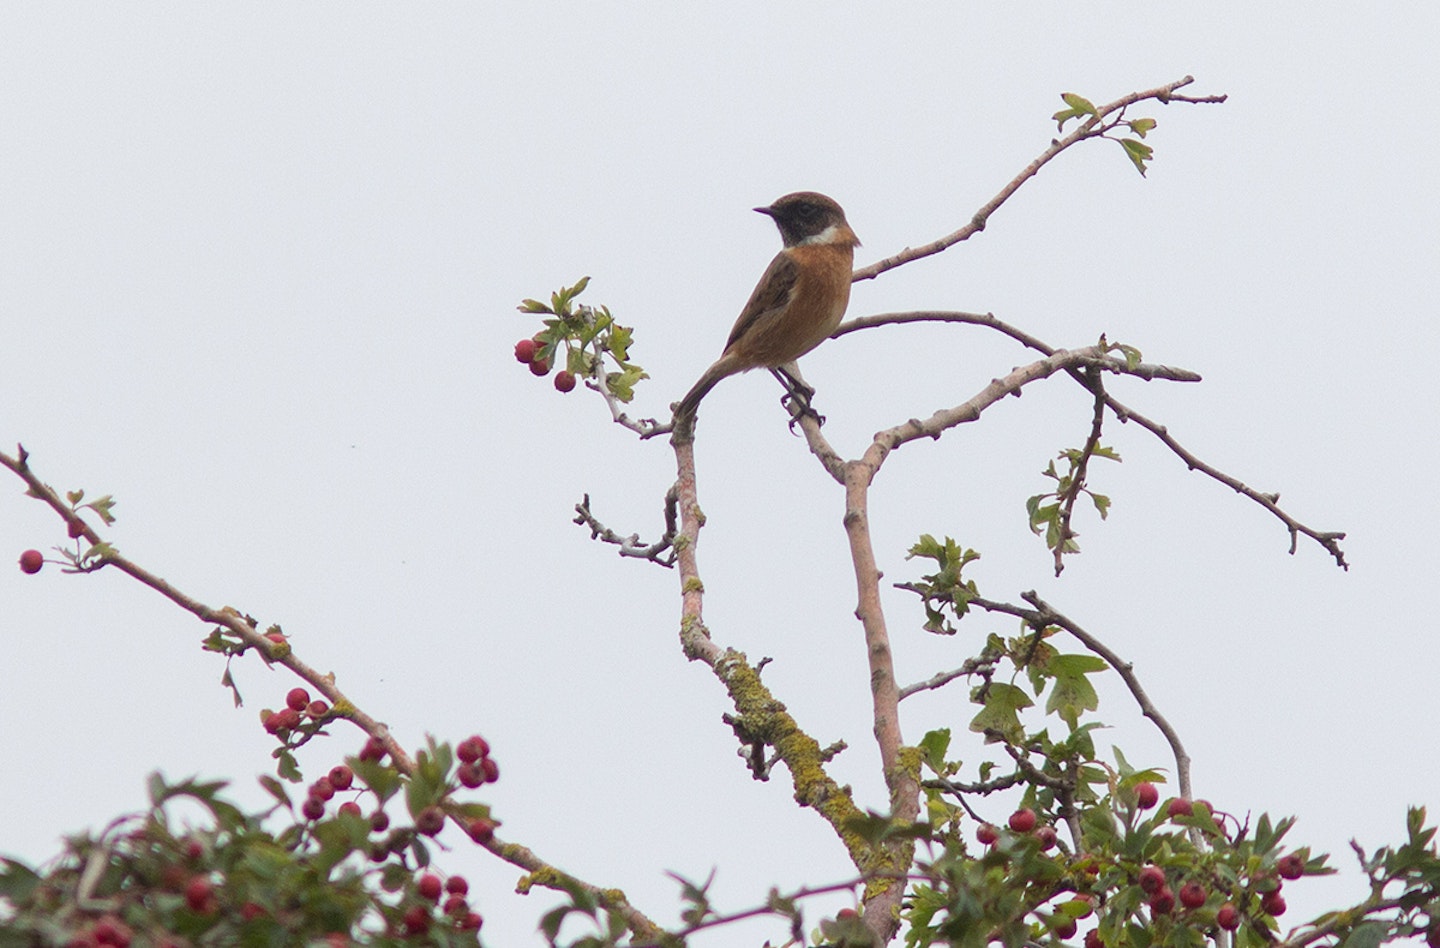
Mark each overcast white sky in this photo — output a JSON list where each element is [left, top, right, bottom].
[[3, 5, 1437, 946]]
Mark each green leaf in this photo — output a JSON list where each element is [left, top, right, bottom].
[[1129, 117, 1157, 137], [1091, 493, 1111, 519], [517, 299, 552, 314], [1120, 138, 1154, 176], [969, 682, 1032, 742], [1062, 93, 1098, 116], [1340, 923, 1387, 948], [258, 774, 292, 809], [0, 858, 42, 904], [919, 728, 952, 772]]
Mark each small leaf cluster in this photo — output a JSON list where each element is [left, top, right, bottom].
[[1052, 93, 1160, 176], [0, 773, 486, 945], [899, 535, 981, 636], [517, 277, 648, 402], [1026, 444, 1119, 559]]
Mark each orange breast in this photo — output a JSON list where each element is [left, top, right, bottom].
[[727, 243, 854, 369]]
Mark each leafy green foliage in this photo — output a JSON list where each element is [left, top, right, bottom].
[[0, 773, 487, 945], [898, 535, 981, 635], [517, 277, 648, 403]]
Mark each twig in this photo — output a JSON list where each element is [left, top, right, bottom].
[[899, 656, 997, 700], [589, 375, 667, 438], [1051, 370, 1109, 576], [572, 491, 677, 567]]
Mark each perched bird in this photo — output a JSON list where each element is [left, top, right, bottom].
[[675, 191, 859, 428]]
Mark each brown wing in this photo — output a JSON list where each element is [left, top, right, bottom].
[[722, 251, 799, 354]]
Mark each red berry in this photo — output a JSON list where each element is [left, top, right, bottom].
[[1260, 889, 1286, 916], [467, 817, 496, 844], [338, 801, 363, 818], [1135, 782, 1159, 809], [285, 687, 310, 712], [415, 806, 446, 836], [1149, 885, 1175, 915], [529, 357, 551, 377], [459, 735, 491, 761], [1179, 881, 1206, 909], [837, 908, 858, 921], [1166, 798, 1194, 818], [445, 875, 469, 896], [359, 737, 387, 762], [480, 757, 499, 783], [417, 873, 443, 901], [459, 912, 483, 932], [1034, 826, 1057, 850], [514, 338, 538, 364], [328, 765, 354, 790], [265, 707, 300, 734], [301, 797, 326, 821], [1085, 929, 1103, 948], [402, 904, 431, 935], [183, 876, 214, 912], [458, 762, 485, 788], [68, 520, 86, 539], [976, 823, 999, 845], [1277, 853, 1304, 880], [184, 839, 204, 861], [240, 901, 266, 921], [307, 700, 330, 717], [444, 893, 469, 917], [1216, 902, 1240, 931], [370, 810, 390, 832], [1052, 917, 1077, 939], [18, 549, 43, 574], [554, 370, 577, 393], [310, 777, 335, 802], [1008, 808, 1037, 833], [93, 918, 129, 946], [1138, 865, 1166, 894]]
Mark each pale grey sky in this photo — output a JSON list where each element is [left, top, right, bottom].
[[3, 5, 1437, 946]]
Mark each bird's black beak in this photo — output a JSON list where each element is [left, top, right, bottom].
[[753, 205, 775, 217]]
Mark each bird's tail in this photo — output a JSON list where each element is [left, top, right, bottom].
[[673, 358, 735, 438]]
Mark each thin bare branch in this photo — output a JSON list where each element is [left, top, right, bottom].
[[835, 311, 1347, 566], [572, 491, 677, 567], [899, 655, 997, 700], [852, 76, 1225, 283]]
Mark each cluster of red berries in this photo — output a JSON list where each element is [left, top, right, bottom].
[[301, 764, 355, 821], [262, 687, 330, 737], [402, 872, 483, 935], [455, 734, 499, 789], [514, 337, 576, 393], [354, 735, 499, 847], [975, 800, 1306, 943]]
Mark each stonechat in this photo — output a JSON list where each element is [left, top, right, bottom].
[[675, 191, 859, 429]]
